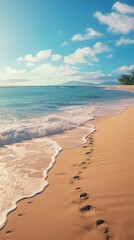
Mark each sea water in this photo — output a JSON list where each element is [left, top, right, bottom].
[[0, 85, 134, 229]]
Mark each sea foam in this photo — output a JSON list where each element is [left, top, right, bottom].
[[0, 96, 134, 230], [0, 105, 96, 146], [0, 138, 62, 229], [0, 105, 97, 229]]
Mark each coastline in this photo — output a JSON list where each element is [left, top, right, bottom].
[[106, 85, 134, 91], [0, 107, 134, 240]]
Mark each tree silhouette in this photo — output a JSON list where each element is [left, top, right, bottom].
[[118, 71, 134, 85]]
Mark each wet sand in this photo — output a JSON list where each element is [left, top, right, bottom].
[[0, 107, 134, 240]]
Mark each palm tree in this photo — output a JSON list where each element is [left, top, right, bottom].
[[130, 71, 134, 84], [118, 71, 134, 85], [118, 74, 131, 85]]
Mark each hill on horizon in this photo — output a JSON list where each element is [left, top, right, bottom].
[[62, 81, 118, 86]]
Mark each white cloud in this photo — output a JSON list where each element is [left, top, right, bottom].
[[32, 63, 78, 77], [94, 2, 134, 34], [64, 42, 109, 65], [93, 42, 109, 54], [0, 64, 115, 85], [0, 67, 27, 84], [82, 71, 105, 79], [71, 27, 102, 41], [112, 2, 134, 14], [115, 37, 134, 46], [72, 34, 84, 42], [36, 50, 52, 60], [74, 71, 114, 83], [0, 67, 26, 79], [27, 62, 35, 67], [64, 47, 96, 65], [51, 54, 62, 61], [112, 64, 134, 74], [17, 57, 24, 62], [23, 54, 38, 62], [61, 41, 69, 47], [31, 63, 111, 84], [17, 49, 62, 63], [94, 11, 134, 34], [0, 78, 30, 86]]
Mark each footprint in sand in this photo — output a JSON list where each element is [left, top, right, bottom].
[[79, 161, 87, 167], [80, 192, 89, 200], [79, 204, 95, 217], [79, 204, 93, 213], [70, 175, 81, 184], [73, 175, 81, 180], [18, 213, 23, 217], [72, 164, 78, 167], [82, 166, 88, 169], [87, 162, 92, 165], [82, 161, 87, 164], [85, 151, 91, 155], [24, 201, 32, 210], [76, 187, 82, 192], [6, 230, 12, 234], [96, 219, 109, 233]]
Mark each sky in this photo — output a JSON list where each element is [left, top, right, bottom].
[[0, 0, 134, 86]]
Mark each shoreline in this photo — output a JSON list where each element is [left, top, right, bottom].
[[0, 122, 96, 231], [0, 107, 134, 239], [105, 85, 134, 91]]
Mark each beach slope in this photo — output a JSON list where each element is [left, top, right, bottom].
[[0, 107, 134, 240]]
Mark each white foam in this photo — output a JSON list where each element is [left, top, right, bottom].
[[0, 138, 62, 229], [0, 105, 97, 146], [0, 98, 134, 230], [82, 124, 96, 145], [94, 98, 134, 117]]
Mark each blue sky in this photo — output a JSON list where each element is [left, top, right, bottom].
[[0, 0, 134, 85]]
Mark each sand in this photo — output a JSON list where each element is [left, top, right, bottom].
[[0, 107, 134, 240], [107, 85, 134, 91]]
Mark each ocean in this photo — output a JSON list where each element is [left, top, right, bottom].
[[0, 85, 134, 229]]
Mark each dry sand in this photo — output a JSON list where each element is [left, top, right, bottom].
[[0, 107, 134, 240], [107, 85, 134, 91]]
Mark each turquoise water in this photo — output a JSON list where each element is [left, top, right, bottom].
[[0, 86, 134, 146], [0, 85, 134, 229]]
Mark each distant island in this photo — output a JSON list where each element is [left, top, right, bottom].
[[63, 71, 134, 86], [63, 80, 118, 86], [63, 81, 93, 86]]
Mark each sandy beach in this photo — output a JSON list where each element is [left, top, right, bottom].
[[106, 85, 134, 91], [0, 107, 134, 240], [1, 0, 134, 238]]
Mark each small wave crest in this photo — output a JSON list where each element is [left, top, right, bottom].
[[0, 105, 96, 146]]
